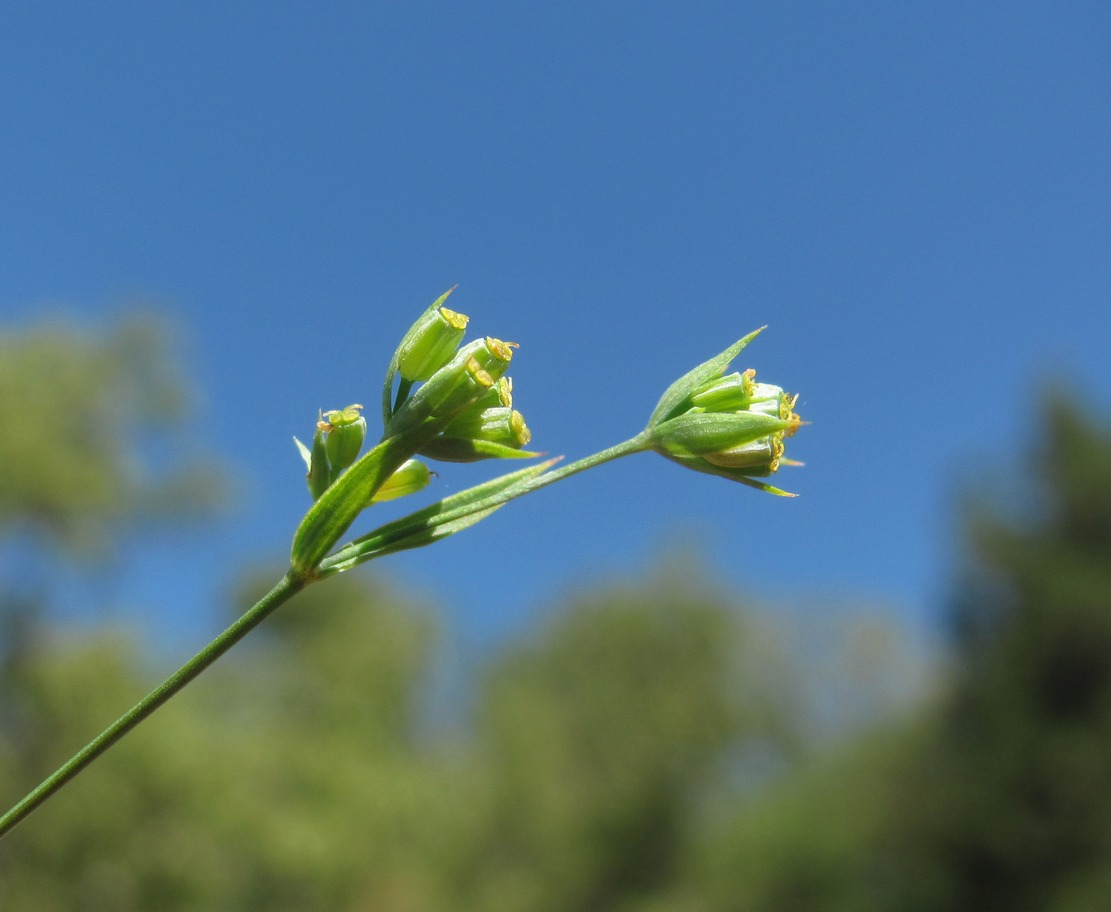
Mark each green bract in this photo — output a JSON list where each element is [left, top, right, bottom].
[[291, 427, 432, 575], [650, 411, 793, 459], [419, 435, 539, 463], [645, 326, 765, 427]]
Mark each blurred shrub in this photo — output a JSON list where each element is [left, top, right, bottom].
[[686, 395, 1111, 912], [0, 314, 225, 559], [10, 316, 1109, 912]]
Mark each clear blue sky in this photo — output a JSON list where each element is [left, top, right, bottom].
[[3, 3, 1110, 650]]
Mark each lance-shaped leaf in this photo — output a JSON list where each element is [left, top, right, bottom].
[[419, 436, 540, 463]]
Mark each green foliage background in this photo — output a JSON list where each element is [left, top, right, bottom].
[[3, 317, 1111, 911]]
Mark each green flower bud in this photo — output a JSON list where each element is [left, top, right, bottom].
[[691, 370, 796, 419], [369, 458, 433, 503], [322, 404, 367, 471], [443, 406, 531, 448], [645, 331, 803, 494], [690, 369, 755, 411], [388, 337, 515, 436], [396, 305, 470, 382], [470, 376, 513, 411], [650, 410, 792, 460], [464, 336, 516, 381], [702, 435, 784, 474]]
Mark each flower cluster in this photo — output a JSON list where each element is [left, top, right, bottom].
[[384, 289, 535, 464], [295, 289, 535, 505], [644, 327, 803, 495]]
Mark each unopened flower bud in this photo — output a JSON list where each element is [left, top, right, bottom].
[[470, 376, 513, 411], [388, 337, 516, 436], [369, 458, 433, 503], [703, 435, 784, 474], [322, 404, 367, 471], [465, 336, 516, 381], [692, 371, 797, 420], [444, 406, 531, 448], [690, 369, 757, 411], [396, 305, 470, 382]]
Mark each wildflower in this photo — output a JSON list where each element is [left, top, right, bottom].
[[645, 328, 803, 495]]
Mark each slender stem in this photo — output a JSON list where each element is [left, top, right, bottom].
[[493, 431, 652, 497], [0, 570, 308, 840]]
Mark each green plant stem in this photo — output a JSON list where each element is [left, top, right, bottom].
[[466, 432, 652, 510], [0, 570, 308, 840]]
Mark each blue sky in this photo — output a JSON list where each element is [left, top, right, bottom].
[[3, 3, 1110, 651]]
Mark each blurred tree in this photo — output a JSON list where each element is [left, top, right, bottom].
[[877, 396, 1111, 912], [0, 315, 228, 758], [462, 571, 796, 912], [0, 572, 452, 910], [0, 313, 233, 908], [0, 315, 225, 560], [686, 395, 1111, 912], [0, 559, 800, 911], [689, 726, 910, 912], [0, 313, 814, 910]]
